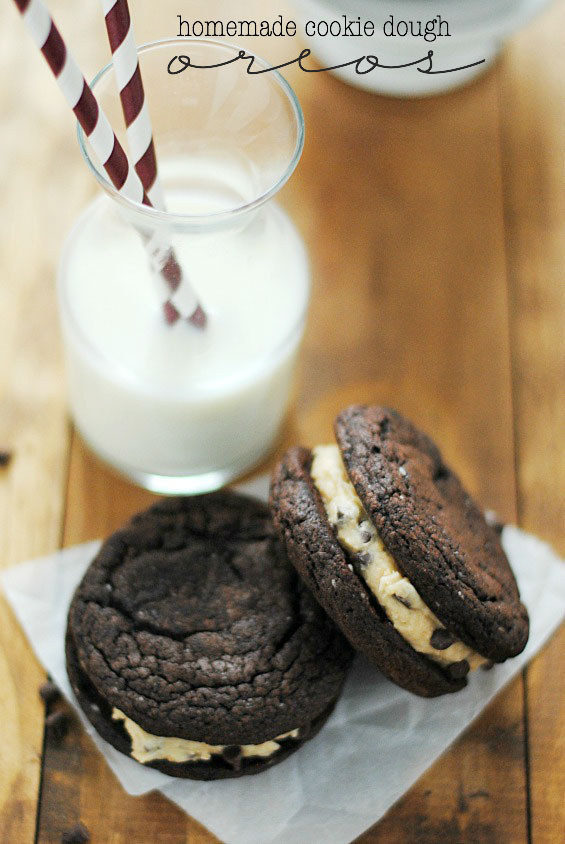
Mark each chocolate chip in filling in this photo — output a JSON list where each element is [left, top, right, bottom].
[[447, 659, 471, 680], [310, 444, 488, 674], [221, 746, 243, 771], [430, 628, 456, 651], [393, 593, 412, 610]]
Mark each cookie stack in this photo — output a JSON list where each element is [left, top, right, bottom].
[[67, 406, 529, 778], [271, 405, 529, 697], [66, 492, 352, 779]]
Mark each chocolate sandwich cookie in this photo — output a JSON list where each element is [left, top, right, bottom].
[[270, 406, 529, 697], [66, 492, 353, 779]]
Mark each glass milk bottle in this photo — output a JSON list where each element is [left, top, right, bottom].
[[58, 40, 309, 494]]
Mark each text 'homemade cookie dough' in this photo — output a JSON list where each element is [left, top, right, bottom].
[[310, 444, 486, 671], [269, 405, 529, 698], [66, 491, 353, 779]]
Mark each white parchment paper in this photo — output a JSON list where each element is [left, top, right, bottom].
[[2, 485, 564, 843]]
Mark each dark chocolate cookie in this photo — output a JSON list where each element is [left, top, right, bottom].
[[66, 491, 353, 779], [270, 447, 464, 697], [335, 406, 529, 661], [270, 407, 529, 697]]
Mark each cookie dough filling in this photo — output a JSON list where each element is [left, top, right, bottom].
[[112, 709, 300, 766], [311, 445, 487, 673]]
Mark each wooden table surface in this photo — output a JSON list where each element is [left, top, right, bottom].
[[1, 1, 563, 841]]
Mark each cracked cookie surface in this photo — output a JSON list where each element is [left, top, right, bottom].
[[335, 406, 529, 662], [66, 491, 353, 778]]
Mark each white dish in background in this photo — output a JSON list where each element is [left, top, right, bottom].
[[293, 0, 553, 96]]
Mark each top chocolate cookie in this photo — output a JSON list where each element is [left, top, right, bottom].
[[270, 406, 529, 697], [335, 406, 529, 661]]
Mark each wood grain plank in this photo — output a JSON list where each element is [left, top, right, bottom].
[[280, 51, 528, 844], [499, 2, 565, 841], [2, 0, 544, 839], [0, 0, 96, 838], [40, 63, 527, 844], [35, 435, 219, 843]]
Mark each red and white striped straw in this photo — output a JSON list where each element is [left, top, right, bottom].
[[12, 0, 206, 328], [101, 0, 164, 210], [100, 0, 206, 328]]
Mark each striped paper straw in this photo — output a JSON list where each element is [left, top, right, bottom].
[[102, 0, 164, 210], [100, 0, 205, 328], [12, 0, 206, 328]]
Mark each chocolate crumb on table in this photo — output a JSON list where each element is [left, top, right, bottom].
[[46, 711, 70, 743], [39, 680, 61, 708], [0, 450, 12, 467], [61, 822, 90, 844]]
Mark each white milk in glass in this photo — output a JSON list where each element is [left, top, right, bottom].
[[58, 162, 309, 492]]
